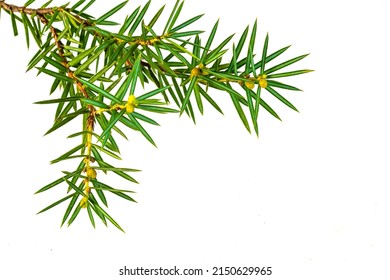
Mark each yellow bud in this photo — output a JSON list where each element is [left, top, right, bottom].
[[126, 95, 138, 113], [80, 197, 88, 208], [126, 104, 135, 113], [191, 68, 201, 77], [259, 79, 268, 88], [127, 95, 137, 104], [257, 75, 268, 88], [198, 63, 209, 75], [86, 168, 97, 179], [245, 81, 255, 89]]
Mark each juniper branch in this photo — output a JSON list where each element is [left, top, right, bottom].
[[0, 0, 312, 231]]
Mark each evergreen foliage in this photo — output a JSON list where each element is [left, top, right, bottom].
[[0, 0, 311, 231]]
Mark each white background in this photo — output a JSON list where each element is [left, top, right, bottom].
[[0, 0, 389, 279]]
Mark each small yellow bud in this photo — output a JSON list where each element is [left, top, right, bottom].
[[198, 63, 209, 75], [126, 95, 138, 113], [191, 67, 201, 77], [127, 95, 137, 105], [86, 168, 97, 179], [80, 197, 88, 208], [126, 104, 135, 113], [259, 79, 268, 88], [245, 81, 255, 89], [257, 74, 268, 88]]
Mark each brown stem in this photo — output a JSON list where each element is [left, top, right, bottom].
[[47, 25, 95, 200], [1, 1, 165, 77], [1, 1, 97, 198], [40, 15, 96, 197], [0, 1, 55, 15], [0, 1, 93, 27]]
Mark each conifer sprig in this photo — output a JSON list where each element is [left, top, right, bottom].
[[0, 0, 312, 231]]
